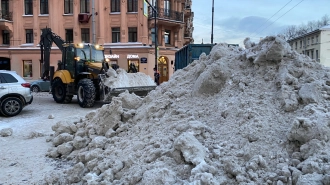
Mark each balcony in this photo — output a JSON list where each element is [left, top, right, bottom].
[[0, 10, 13, 34], [148, 7, 184, 24], [0, 10, 12, 21]]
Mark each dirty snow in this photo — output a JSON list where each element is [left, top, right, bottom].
[[2, 35, 330, 185], [104, 68, 156, 88]]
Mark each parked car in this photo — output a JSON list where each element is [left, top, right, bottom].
[[0, 70, 33, 117], [30, 79, 50, 92]]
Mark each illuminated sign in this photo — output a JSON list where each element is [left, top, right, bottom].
[[105, 54, 120, 59], [127, 54, 139, 59]]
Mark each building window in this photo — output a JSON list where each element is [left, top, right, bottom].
[[64, 0, 73, 14], [80, 0, 90, 13], [151, 28, 157, 44], [302, 51, 304, 55], [81, 28, 90, 43], [300, 40, 302, 48], [164, 0, 170, 16], [307, 38, 310, 45], [164, 30, 171, 44], [25, 0, 33, 15], [40, 0, 49, 14], [306, 51, 309, 56], [112, 27, 120, 43], [295, 42, 297, 49], [128, 27, 137, 42], [151, 0, 157, 7], [65, 29, 73, 43], [316, 50, 319, 60], [111, 0, 120, 12], [26, 29, 33, 43], [311, 37, 314, 44], [2, 30, 10, 45], [127, 0, 138, 12], [311, 50, 314, 59], [316, 35, 319, 43], [23, 60, 33, 78]]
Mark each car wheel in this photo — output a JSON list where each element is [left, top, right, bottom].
[[1, 97, 23, 117], [77, 78, 96, 108], [52, 78, 67, 103], [31, 85, 40, 93]]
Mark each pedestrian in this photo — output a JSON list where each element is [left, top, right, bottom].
[[154, 68, 160, 85]]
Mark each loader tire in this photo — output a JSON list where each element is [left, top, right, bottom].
[[77, 78, 96, 108], [52, 78, 67, 103]]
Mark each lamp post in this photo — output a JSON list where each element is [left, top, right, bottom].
[[211, 0, 214, 44], [145, 0, 158, 73]]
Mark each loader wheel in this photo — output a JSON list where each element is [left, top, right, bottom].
[[52, 78, 67, 103], [77, 78, 96, 108]]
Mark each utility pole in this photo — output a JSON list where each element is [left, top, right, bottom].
[[92, 0, 96, 44], [145, 0, 158, 72], [211, 0, 214, 44]]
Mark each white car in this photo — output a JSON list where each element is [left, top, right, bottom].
[[0, 70, 33, 117]]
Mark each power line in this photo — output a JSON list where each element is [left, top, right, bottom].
[[252, 0, 293, 34], [257, 0, 305, 34]]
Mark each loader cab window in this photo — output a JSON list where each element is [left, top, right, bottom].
[[65, 46, 75, 78]]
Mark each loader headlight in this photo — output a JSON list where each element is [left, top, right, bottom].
[[95, 44, 99, 49], [78, 43, 84, 47], [74, 57, 80, 61], [105, 58, 110, 62]]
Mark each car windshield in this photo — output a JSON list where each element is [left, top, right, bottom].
[[76, 46, 104, 62]]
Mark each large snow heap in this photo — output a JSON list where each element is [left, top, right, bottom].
[[44, 36, 330, 185]]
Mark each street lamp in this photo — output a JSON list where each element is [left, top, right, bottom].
[[145, 0, 158, 73]]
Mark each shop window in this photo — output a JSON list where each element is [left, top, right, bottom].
[[80, 0, 89, 13], [128, 27, 137, 42], [25, 0, 33, 15], [26, 29, 33, 43], [81, 28, 90, 43], [165, 30, 171, 45], [128, 60, 139, 72], [111, 0, 120, 12], [66, 29, 73, 43], [40, 0, 49, 14], [23, 60, 33, 77], [64, 0, 73, 14], [112, 27, 120, 43], [2, 30, 10, 45], [127, 0, 138, 12]]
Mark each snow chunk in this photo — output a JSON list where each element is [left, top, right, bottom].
[[174, 132, 207, 165]]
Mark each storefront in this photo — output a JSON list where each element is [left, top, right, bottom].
[[127, 54, 140, 72]]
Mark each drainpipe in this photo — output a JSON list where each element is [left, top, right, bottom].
[[92, 0, 96, 44]]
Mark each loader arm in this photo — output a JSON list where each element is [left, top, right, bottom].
[[39, 28, 65, 79]]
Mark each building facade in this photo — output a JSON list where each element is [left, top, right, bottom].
[[288, 25, 330, 66], [0, 0, 194, 83]]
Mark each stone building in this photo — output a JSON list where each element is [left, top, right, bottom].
[[0, 0, 194, 83], [287, 25, 330, 66]]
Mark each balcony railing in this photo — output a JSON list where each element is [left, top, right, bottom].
[[0, 10, 12, 21], [149, 7, 183, 22]]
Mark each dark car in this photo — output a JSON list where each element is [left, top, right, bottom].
[[30, 79, 50, 92]]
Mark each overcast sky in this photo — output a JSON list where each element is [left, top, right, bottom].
[[192, 0, 329, 46]]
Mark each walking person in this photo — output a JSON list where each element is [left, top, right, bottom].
[[154, 68, 160, 85]]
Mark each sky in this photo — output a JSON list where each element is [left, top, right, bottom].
[[192, 0, 330, 46]]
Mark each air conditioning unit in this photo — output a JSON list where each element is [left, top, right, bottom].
[[78, 13, 90, 23]]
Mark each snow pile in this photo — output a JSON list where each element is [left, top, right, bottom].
[[104, 68, 156, 88], [44, 36, 330, 185]]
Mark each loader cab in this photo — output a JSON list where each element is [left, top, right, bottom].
[[61, 43, 105, 79]]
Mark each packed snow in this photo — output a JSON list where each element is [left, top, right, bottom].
[[2, 35, 330, 185]]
